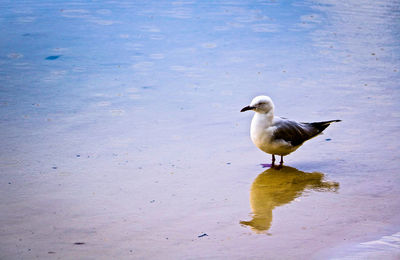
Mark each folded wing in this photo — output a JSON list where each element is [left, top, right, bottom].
[[272, 118, 340, 147]]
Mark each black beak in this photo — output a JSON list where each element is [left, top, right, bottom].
[[240, 106, 255, 112]]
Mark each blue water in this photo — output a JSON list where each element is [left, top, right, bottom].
[[1, 0, 399, 259]]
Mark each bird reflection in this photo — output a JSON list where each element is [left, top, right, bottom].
[[240, 166, 339, 233]]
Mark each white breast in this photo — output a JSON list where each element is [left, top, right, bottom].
[[250, 114, 297, 156]]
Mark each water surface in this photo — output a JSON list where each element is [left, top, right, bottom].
[[1, 0, 399, 259]]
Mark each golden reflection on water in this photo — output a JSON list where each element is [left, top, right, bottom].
[[240, 166, 339, 233]]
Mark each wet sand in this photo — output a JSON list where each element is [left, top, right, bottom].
[[1, 0, 400, 259]]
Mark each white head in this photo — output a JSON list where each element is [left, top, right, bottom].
[[241, 95, 274, 114]]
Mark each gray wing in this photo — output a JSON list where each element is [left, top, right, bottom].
[[272, 118, 320, 147]]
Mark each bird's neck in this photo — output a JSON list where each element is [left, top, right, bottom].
[[252, 111, 274, 127]]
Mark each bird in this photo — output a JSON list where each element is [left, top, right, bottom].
[[241, 95, 340, 169]]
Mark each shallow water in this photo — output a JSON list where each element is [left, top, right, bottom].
[[1, 0, 399, 259], [240, 166, 339, 234]]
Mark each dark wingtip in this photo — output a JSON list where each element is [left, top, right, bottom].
[[323, 120, 341, 124], [309, 120, 341, 132]]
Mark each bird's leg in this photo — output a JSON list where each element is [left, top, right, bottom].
[[276, 155, 284, 169], [260, 154, 276, 168], [271, 154, 276, 167]]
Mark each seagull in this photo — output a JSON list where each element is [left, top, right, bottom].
[[241, 95, 340, 169]]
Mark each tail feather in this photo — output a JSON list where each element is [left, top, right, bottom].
[[309, 120, 341, 132]]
